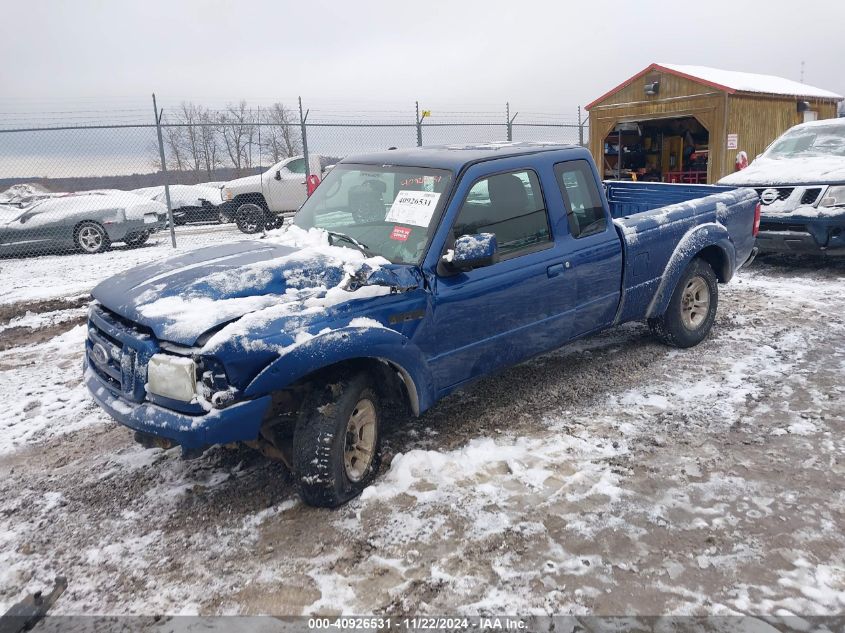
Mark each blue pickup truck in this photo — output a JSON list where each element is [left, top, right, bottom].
[[84, 143, 760, 507]]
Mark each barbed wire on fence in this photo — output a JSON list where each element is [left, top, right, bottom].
[[0, 95, 588, 261]]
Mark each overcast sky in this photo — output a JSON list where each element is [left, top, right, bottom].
[[1, 0, 844, 117]]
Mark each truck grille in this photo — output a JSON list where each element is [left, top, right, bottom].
[[800, 188, 822, 205], [755, 187, 794, 203], [86, 305, 156, 403]]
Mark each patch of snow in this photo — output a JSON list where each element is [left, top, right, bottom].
[[138, 295, 282, 343], [0, 182, 51, 203], [131, 183, 223, 208], [657, 63, 843, 99], [0, 306, 88, 333], [720, 156, 845, 187], [0, 324, 106, 455]]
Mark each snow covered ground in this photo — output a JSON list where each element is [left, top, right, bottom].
[[0, 223, 258, 305], [0, 255, 843, 621]]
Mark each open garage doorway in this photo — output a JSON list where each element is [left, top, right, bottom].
[[601, 116, 710, 183]]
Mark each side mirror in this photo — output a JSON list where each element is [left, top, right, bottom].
[[344, 263, 420, 293], [274, 170, 282, 181], [441, 233, 498, 273]]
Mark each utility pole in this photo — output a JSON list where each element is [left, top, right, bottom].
[[299, 96, 310, 182], [800, 60, 805, 83], [578, 106, 584, 146], [415, 101, 423, 147], [152, 93, 177, 248], [506, 102, 518, 142]]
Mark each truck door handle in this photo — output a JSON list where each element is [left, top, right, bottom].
[[547, 263, 565, 278]]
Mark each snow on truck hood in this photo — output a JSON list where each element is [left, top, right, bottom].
[[91, 226, 394, 347], [224, 173, 262, 193], [719, 156, 845, 187]]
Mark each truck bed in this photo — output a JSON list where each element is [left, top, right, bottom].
[[605, 181, 739, 218], [604, 181, 759, 324]]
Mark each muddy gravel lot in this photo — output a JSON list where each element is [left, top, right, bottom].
[[0, 255, 843, 619]]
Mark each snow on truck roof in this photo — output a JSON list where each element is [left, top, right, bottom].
[[587, 63, 843, 109], [341, 142, 585, 171]]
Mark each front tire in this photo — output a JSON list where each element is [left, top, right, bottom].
[[235, 203, 265, 234], [75, 221, 110, 254], [293, 373, 382, 507], [648, 257, 718, 348]]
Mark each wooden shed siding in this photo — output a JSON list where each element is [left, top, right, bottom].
[[590, 70, 720, 109], [726, 96, 839, 169], [589, 91, 727, 183], [588, 67, 841, 183]]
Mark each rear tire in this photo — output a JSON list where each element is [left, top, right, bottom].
[[648, 257, 718, 348], [235, 203, 265, 234], [74, 221, 110, 254], [293, 372, 382, 508]]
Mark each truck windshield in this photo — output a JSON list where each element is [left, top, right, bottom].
[[765, 123, 845, 159], [293, 164, 453, 264]]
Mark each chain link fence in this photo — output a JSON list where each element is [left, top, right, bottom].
[[0, 98, 587, 299]]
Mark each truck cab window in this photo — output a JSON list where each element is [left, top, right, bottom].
[[286, 158, 306, 174], [555, 160, 607, 238], [453, 169, 551, 257]]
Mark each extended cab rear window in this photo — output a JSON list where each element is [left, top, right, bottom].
[[554, 160, 607, 238]]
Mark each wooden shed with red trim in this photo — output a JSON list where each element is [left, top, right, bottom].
[[586, 63, 843, 184]]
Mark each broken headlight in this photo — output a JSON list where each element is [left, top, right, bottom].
[[198, 356, 237, 408], [147, 354, 197, 402]]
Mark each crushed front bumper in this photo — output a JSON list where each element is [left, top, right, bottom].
[[85, 364, 271, 450]]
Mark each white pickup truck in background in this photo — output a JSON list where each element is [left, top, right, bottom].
[[220, 154, 336, 233]]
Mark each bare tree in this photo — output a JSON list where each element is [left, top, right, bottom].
[[179, 102, 204, 180], [219, 100, 257, 174], [198, 108, 221, 179], [163, 122, 187, 173], [175, 102, 224, 181], [260, 102, 302, 163]]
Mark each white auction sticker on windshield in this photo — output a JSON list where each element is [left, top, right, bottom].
[[385, 190, 441, 227]]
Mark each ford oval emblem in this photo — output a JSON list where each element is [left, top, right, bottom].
[[760, 188, 779, 205], [91, 343, 109, 366]]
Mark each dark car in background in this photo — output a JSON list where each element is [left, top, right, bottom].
[[131, 183, 224, 225]]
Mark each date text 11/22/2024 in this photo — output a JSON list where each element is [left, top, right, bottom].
[[307, 616, 527, 630]]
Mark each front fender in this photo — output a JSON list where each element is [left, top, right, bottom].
[[646, 222, 735, 319], [243, 325, 435, 415]]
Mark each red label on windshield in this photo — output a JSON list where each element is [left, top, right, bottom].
[[390, 226, 412, 241]]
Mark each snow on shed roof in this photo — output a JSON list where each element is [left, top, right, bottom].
[[658, 63, 843, 100], [586, 63, 843, 109]]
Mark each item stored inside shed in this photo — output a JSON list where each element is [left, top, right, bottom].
[[602, 116, 709, 184]]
